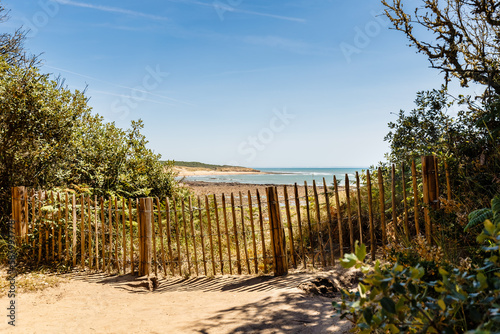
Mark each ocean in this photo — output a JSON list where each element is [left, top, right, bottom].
[[180, 167, 367, 186]]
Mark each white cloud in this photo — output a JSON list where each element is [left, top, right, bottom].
[[169, 0, 305, 23], [54, 0, 169, 21]]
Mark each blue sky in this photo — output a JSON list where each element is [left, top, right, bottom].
[[3, 0, 483, 167]]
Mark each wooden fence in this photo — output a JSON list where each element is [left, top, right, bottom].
[[11, 156, 446, 277]]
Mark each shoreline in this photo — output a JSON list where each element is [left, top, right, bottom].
[[180, 180, 344, 197], [174, 166, 268, 177], [176, 170, 267, 177], [180, 180, 305, 197]]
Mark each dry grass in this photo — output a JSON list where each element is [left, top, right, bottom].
[[0, 266, 68, 297]]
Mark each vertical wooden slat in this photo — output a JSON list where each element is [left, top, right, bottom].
[[65, 193, 69, 263], [24, 190, 29, 245], [25, 189, 30, 253], [32, 193, 36, 258], [247, 190, 258, 274], [205, 195, 217, 276], [256, 190, 267, 273], [72, 194, 77, 267], [138, 198, 152, 276], [197, 196, 207, 276], [23, 189, 29, 246], [45, 196, 49, 262], [344, 175, 354, 253], [38, 191, 43, 263], [157, 198, 167, 277], [95, 196, 99, 271], [322, 178, 335, 265], [312, 180, 325, 266], [377, 167, 386, 244], [93, 196, 98, 270], [434, 156, 440, 200], [445, 160, 452, 202], [355, 172, 363, 244], [132, 199, 137, 274], [412, 160, 420, 235], [101, 198, 105, 272], [188, 197, 198, 276], [137, 200, 141, 275], [108, 199, 113, 273], [221, 194, 233, 275], [180, 198, 191, 276], [12, 187, 27, 245], [422, 156, 432, 243], [304, 181, 314, 268], [213, 195, 224, 275], [172, 197, 182, 276], [333, 176, 344, 258], [23, 190, 29, 246], [11, 188, 16, 242], [367, 170, 375, 261], [114, 198, 119, 273], [165, 198, 174, 276], [230, 193, 242, 275], [266, 187, 288, 276], [57, 193, 62, 261], [239, 192, 251, 274], [88, 196, 92, 269], [11, 188, 17, 244], [122, 198, 128, 275], [80, 194, 85, 268], [151, 199, 158, 277], [283, 186, 296, 268], [51, 192, 55, 261], [391, 164, 397, 236], [293, 184, 305, 268], [402, 162, 410, 237]]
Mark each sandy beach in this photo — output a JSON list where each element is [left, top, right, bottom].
[[0, 268, 353, 333], [180, 180, 311, 198], [174, 166, 265, 177], [176, 166, 341, 198]]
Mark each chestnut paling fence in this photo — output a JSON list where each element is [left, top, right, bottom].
[[11, 156, 446, 277]]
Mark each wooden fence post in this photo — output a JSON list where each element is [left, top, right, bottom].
[[11, 186, 27, 246], [266, 187, 288, 276], [139, 198, 152, 276], [421, 155, 439, 243]]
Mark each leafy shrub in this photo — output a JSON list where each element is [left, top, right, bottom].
[[334, 195, 500, 333]]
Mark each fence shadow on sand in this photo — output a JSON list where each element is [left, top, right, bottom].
[[70, 269, 334, 295]]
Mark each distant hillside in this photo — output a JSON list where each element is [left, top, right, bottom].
[[170, 161, 259, 172]]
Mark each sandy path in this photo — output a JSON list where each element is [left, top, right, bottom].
[[0, 271, 351, 334]]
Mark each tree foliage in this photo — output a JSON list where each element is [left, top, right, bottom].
[[382, 0, 500, 99], [384, 87, 500, 208], [0, 5, 177, 233]]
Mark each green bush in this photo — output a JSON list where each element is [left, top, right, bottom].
[[334, 195, 500, 333]]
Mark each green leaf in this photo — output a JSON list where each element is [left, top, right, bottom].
[[439, 267, 449, 276], [355, 241, 367, 261], [465, 208, 493, 231], [437, 299, 446, 311], [392, 282, 406, 294], [387, 324, 400, 334], [485, 219, 495, 235], [492, 195, 500, 216], [363, 307, 373, 324], [477, 272, 487, 288], [380, 297, 396, 314], [340, 253, 358, 268]]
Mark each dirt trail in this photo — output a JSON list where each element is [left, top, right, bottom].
[[0, 270, 352, 334]]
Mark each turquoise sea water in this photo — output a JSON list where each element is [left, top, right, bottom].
[[180, 167, 367, 185]]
